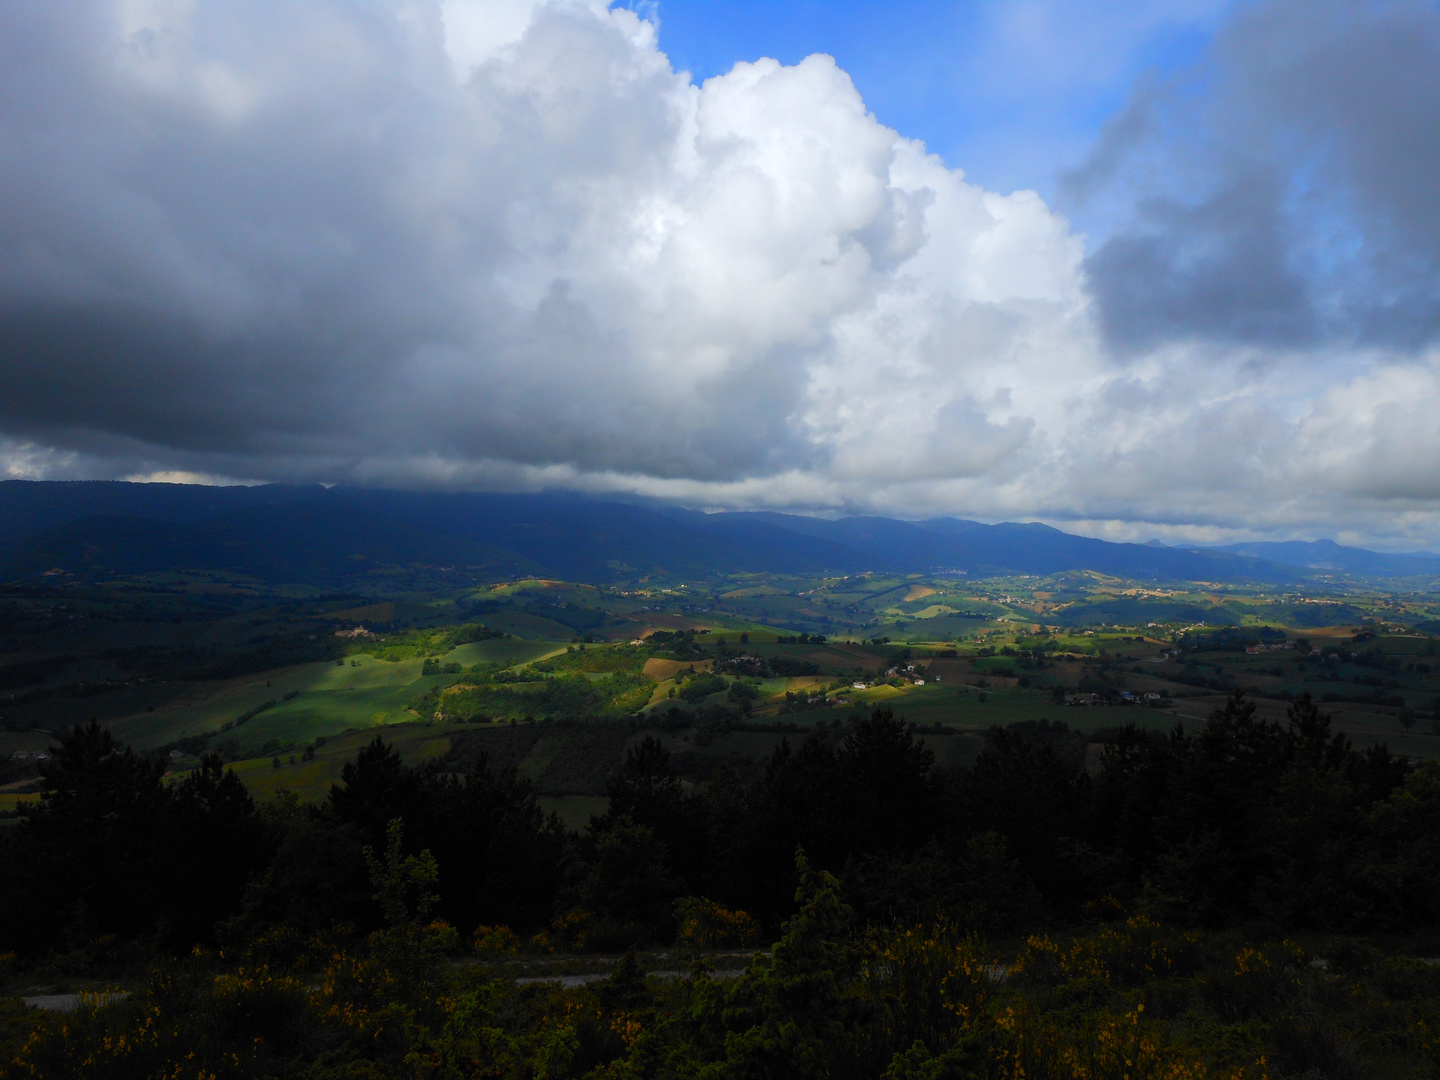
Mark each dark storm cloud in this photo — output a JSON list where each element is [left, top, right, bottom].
[[1070, 0, 1440, 351], [0, 0, 1088, 501], [13, 0, 1440, 548], [0, 0, 824, 483], [1084, 172, 1317, 349]]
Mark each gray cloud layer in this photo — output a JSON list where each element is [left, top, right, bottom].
[[1073, 0, 1440, 351], [3, 0, 1440, 547]]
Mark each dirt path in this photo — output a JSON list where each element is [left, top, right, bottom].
[[516, 969, 745, 988], [22, 992, 128, 1012]]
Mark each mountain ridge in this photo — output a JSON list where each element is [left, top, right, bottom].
[[1200, 538, 1440, 577], [0, 479, 1427, 585]]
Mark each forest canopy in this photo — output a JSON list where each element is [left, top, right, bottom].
[[4, 694, 1440, 1076]]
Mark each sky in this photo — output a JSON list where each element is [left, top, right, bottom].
[[647, 0, 1225, 204], [2, 0, 1440, 548]]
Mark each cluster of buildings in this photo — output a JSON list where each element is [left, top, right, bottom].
[[1065, 691, 1168, 707], [852, 663, 929, 691]]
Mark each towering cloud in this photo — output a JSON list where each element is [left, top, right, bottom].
[[1, 0, 1439, 545]]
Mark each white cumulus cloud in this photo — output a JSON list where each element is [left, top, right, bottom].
[[2, 0, 1440, 546]]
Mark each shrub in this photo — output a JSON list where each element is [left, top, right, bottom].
[[473, 924, 522, 955], [675, 897, 761, 949]]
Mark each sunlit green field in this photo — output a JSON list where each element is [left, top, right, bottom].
[[13, 565, 1440, 820], [103, 640, 570, 754], [223, 722, 457, 802], [0, 791, 39, 815], [448, 640, 565, 667]]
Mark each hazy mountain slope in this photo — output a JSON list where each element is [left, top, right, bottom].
[[915, 518, 1297, 581], [1204, 538, 1440, 577], [0, 480, 1389, 586], [10, 502, 534, 582], [693, 512, 981, 572], [331, 490, 854, 579], [714, 511, 1295, 582], [0, 479, 326, 558]]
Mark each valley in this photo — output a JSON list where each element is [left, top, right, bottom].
[[7, 559, 1440, 817]]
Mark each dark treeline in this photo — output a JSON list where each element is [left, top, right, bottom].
[[3, 692, 1439, 962]]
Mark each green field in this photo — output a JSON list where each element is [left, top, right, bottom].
[[448, 640, 564, 667], [0, 791, 39, 815], [9, 566, 1440, 817], [536, 794, 609, 831], [94, 640, 569, 757], [221, 723, 456, 801], [106, 654, 446, 751]]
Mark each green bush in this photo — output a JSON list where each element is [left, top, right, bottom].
[[679, 671, 728, 703]]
